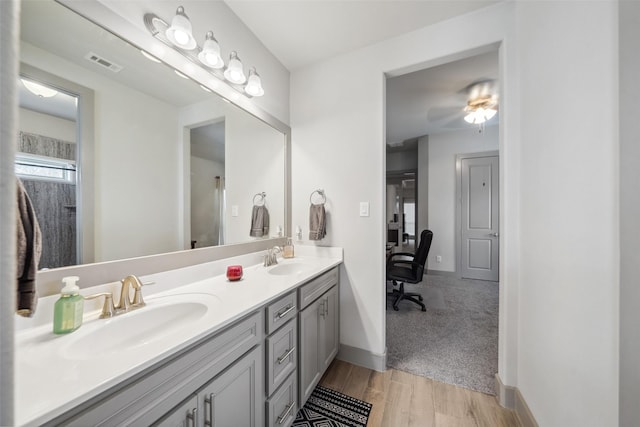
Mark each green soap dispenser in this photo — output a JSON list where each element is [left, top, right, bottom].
[[53, 276, 84, 334]]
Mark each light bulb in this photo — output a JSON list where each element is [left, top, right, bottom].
[[165, 6, 196, 50], [485, 108, 497, 120], [198, 31, 224, 69], [244, 68, 264, 97], [223, 51, 246, 84]]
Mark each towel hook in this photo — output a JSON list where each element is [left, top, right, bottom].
[[253, 192, 266, 206], [309, 189, 326, 205]]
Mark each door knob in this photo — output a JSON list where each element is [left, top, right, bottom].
[[489, 232, 499, 237]]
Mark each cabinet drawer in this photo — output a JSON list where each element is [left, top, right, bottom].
[[266, 373, 297, 427], [266, 291, 297, 335], [266, 319, 297, 396], [298, 267, 338, 309]]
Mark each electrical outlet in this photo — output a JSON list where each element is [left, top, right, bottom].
[[436, 255, 442, 263]]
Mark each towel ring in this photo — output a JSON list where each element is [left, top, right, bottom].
[[253, 192, 266, 206], [310, 189, 326, 205]]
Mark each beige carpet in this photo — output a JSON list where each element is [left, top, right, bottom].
[[385, 275, 499, 395]]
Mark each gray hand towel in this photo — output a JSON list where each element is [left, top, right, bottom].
[[250, 205, 270, 237], [16, 178, 42, 317], [309, 204, 326, 240]]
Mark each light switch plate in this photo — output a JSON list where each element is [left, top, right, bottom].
[[231, 205, 239, 217], [359, 202, 370, 217]]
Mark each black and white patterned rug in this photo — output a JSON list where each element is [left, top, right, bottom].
[[293, 385, 372, 427]]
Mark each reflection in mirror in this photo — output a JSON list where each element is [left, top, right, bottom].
[[16, 79, 79, 268], [18, 0, 286, 269]]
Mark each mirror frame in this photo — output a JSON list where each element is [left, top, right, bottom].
[[29, 0, 291, 295]]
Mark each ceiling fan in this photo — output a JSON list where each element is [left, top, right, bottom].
[[426, 79, 499, 130]]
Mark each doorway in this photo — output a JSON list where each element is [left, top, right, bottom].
[[384, 48, 500, 394]]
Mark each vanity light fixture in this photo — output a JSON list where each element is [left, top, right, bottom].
[[143, 7, 264, 97], [244, 67, 264, 97], [21, 78, 58, 98], [165, 6, 197, 50]]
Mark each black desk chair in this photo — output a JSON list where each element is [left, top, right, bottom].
[[386, 229, 433, 311]]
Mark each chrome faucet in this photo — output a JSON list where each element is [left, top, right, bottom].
[[264, 246, 281, 267]]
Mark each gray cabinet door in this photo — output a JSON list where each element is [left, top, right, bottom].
[[320, 285, 339, 372], [199, 346, 264, 427], [154, 395, 198, 427], [298, 297, 321, 405]]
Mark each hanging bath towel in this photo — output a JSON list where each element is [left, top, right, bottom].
[[16, 178, 42, 317], [250, 205, 270, 237], [309, 204, 327, 241]]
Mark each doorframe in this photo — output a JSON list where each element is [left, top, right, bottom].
[[455, 150, 499, 279]]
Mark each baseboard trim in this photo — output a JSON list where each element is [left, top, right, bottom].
[[426, 269, 457, 278], [495, 374, 539, 427], [337, 344, 387, 372]]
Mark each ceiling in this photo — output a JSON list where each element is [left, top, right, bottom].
[[225, 0, 499, 71]]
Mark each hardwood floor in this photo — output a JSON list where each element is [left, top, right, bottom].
[[319, 359, 520, 427]]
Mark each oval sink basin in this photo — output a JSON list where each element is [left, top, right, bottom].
[[268, 263, 313, 276], [60, 294, 218, 360]]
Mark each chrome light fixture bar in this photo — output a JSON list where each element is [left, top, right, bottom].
[[143, 8, 264, 97]]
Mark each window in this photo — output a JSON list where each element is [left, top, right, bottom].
[[15, 152, 76, 184]]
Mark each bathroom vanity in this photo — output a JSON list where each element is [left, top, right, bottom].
[[15, 248, 342, 427]]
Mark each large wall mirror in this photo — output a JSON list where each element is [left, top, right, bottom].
[[18, 0, 288, 270]]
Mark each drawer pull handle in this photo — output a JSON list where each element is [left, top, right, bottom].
[[276, 305, 295, 319], [277, 402, 295, 424], [277, 346, 296, 364], [186, 407, 197, 427], [204, 393, 214, 426]]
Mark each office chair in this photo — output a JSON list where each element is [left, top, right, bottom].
[[386, 229, 433, 311]]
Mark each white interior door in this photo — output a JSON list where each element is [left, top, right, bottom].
[[460, 154, 499, 281]]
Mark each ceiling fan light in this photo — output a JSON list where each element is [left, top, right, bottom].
[[198, 31, 224, 69], [223, 51, 246, 84], [464, 112, 476, 124], [21, 78, 58, 98], [244, 68, 264, 97], [484, 108, 497, 120], [165, 6, 197, 50]]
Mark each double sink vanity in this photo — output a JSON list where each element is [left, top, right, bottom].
[[15, 246, 343, 427]]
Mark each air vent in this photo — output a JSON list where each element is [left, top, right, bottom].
[[84, 52, 123, 73]]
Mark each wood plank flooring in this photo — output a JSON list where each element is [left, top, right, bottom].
[[319, 359, 520, 427]]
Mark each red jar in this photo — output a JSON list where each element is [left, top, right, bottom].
[[226, 265, 243, 281]]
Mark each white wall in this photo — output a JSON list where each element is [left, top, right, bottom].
[[515, 2, 618, 426], [292, 1, 619, 425], [427, 125, 498, 272], [18, 108, 76, 143], [21, 42, 181, 263], [620, 2, 640, 425], [225, 105, 285, 243]]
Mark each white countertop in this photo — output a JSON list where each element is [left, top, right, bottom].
[[15, 246, 342, 427]]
